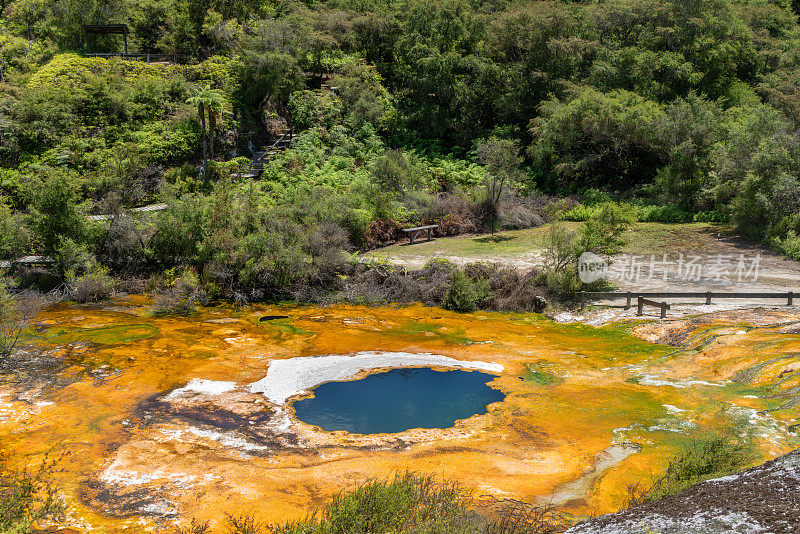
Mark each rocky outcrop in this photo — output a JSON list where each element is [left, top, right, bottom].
[[566, 449, 800, 534]]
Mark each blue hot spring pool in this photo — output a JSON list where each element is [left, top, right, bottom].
[[292, 367, 505, 434]]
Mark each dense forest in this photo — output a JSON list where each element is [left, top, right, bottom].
[[2, 0, 800, 307]]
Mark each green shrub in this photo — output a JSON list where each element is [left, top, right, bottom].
[[0, 452, 64, 532], [150, 268, 204, 316], [150, 195, 210, 266], [274, 472, 477, 534], [69, 260, 115, 303], [53, 237, 95, 278], [558, 203, 600, 222], [442, 270, 489, 313], [0, 197, 31, 261], [692, 210, 727, 223], [541, 268, 583, 297], [244, 471, 570, 534], [563, 202, 701, 224], [579, 202, 636, 255], [626, 426, 758, 508], [579, 188, 614, 205], [28, 167, 89, 257], [636, 205, 694, 223], [770, 231, 800, 260], [341, 208, 372, 247]]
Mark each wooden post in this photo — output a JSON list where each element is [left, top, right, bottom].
[[637, 296, 644, 316], [661, 302, 667, 319], [789, 291, 794, 306], [705, 291, 712, 305], [580, 291, 585, 312], [625, 291, 631, 310]]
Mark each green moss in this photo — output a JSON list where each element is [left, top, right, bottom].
[[391, 321, 476, 345], [26, 323, 159, 345], [259, 319, 314, 340], [521, 364, 563, 386]]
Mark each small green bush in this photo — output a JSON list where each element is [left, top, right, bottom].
[[559, 203, 600, 222], [150, 268, 204, 316], [244, 472, 570, 534], [693, 210, 728, 223], [579, 202, 636, 255], [0, 452, 65, 532], [563, 201, 703, 225], [70, 260, 115, 303], [274, 472, 476, 534], [442, 270, 489, 313], [636, 205, 694, 223], [542, 268, 583, 297], [625, 426, 758, 508], [770, 231, 800, 260]]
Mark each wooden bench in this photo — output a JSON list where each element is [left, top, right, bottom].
[[637, 296, 671, 319], [402, 224, 439, 244]]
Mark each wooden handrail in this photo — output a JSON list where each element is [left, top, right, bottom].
[[84, 53, 187, 63], [580, 290, 796, 311]]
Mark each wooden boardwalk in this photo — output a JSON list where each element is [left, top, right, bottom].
[[87, 203, 168, 221]]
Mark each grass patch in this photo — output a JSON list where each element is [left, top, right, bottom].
[[365, 222, 724, 262], [618, 222, 722, 256]]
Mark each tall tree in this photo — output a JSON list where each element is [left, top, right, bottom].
[[477, 137, 526, 234], [186, 84, 226, 169]]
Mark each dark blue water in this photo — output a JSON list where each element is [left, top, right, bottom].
[[292, 368, 505, 434]]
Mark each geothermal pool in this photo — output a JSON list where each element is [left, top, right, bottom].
[[293, 368, 505, 434], [0, 296, 799, 531]]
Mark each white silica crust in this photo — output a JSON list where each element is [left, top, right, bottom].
[[165, 378, 237, 400], [248, 351, 504, 404]]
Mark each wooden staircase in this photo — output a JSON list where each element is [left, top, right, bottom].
[[235, 77, 339, 178], [237, 128, 294, 178]]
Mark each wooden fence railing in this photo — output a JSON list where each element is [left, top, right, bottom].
[[580, 290, 796, 313], [85, 53, 188, 63]]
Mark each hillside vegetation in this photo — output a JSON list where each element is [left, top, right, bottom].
[[2, 0, 800, 305]]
